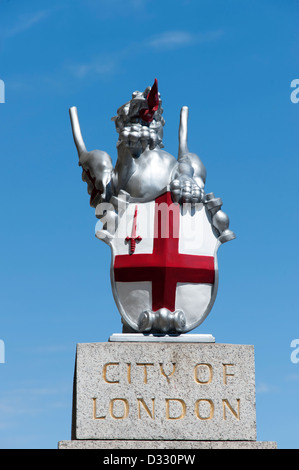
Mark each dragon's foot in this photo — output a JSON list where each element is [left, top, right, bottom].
[[138, 308, 186, 334], [170, 176, 204, 205]]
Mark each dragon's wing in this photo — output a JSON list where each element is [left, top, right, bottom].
[[178, 106, 206, 188], [69, 107, 113, 207]]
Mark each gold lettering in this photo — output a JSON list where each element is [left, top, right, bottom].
[[137, 398, 155, 420], [92, 397, 106, 420], [223, 364, 234, 385], [159, 363, 176, 382], [194, 363, 213, 384], [165, 398, 186, 420], [194, 399, 214, 420], [136, 363, 154, 384], [126, 363, 131, 384], [109, 398, 129, 420], [222, 399, 240, 420], [102, 362, 119, 384]]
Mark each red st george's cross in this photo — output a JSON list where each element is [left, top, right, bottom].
[[114, 192, 215, 312]]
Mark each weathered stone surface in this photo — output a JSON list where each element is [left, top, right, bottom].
[[73, 342, 257, 441], [58, 439, 277, 449]]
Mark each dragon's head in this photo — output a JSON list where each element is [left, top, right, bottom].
[[111, 79, 165, 157]]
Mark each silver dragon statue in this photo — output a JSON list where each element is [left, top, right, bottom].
[[70, 79, 235, 335]]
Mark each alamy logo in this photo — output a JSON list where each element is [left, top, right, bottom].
[[0, 340, 5, 363], [0, 79, 4, 103], [290, 79, 299, 104], [290, 339, 299, 364]]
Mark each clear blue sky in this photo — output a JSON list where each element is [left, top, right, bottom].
[[0, 0, 298, 449]]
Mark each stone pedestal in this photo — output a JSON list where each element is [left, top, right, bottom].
[[58, 339, 276, 449]]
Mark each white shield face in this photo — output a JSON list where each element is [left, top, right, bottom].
[[96, 189, 221, 333]]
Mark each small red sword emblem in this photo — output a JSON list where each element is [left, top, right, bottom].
[[126, 205, 142, 254]]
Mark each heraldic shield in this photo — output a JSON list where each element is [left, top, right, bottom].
[[96, 187, 234, 334]]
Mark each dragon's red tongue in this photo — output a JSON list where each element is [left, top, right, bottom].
[[139, 78, 159, 123]]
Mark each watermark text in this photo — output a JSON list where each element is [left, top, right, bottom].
[[0, 340, 5, 363], [0, 79, 5, 103], [290, 339, 299, 364], [290, 79, 299, 103]]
